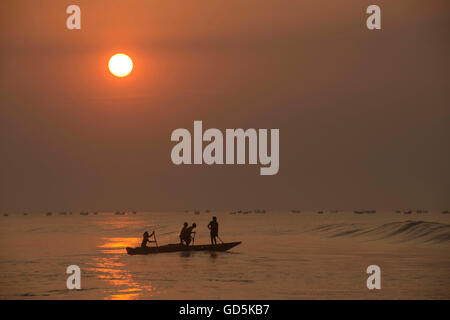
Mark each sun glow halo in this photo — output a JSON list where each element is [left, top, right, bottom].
[[108, 53, 133, 78]]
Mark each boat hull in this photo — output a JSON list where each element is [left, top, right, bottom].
[[126, 241, 242, 255]]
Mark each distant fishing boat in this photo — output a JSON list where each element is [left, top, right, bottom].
[[404, 210, 413, 214], [46, 212, 52, 216], [115, 211, 125, 215], [317, 211, 324, 214], [126, 241, 242, 255], [80, 212, 89, 216], [291, 210, 301, 213], [442, 210, 449, 214], [3, 213, 8, 217], [194, 210, 200, 215], [23, 213, 28, 216]]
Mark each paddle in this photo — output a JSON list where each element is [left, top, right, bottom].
[[151, 231, 158, 247], [216, 235, 224, 244], [192, 232, 196, 245]]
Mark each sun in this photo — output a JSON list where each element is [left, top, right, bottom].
[[108, 53, 133, 78]]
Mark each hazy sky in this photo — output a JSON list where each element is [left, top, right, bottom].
[[1, 0, 449, 212]]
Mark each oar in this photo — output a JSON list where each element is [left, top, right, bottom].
[[192, 232, 196, 244], [217, 235, 224, 244], [152, 231, 158, 247]]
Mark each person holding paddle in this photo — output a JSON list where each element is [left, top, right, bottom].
[[181, 223, 197, 246], [207, 216, 219, 245], [141, 231, 155, 247]]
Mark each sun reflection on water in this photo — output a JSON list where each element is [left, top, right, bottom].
[[97, 237, 139, 253], [89, 237, 156, 299]]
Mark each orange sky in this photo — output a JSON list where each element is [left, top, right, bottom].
[[0, 0, 449, 211]]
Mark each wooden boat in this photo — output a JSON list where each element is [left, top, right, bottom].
[[126, 241, 242, 255]]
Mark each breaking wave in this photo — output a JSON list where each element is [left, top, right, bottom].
[[310, 220, 450, 243]]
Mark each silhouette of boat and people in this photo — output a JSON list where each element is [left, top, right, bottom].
[[126, 216, 240, 255]]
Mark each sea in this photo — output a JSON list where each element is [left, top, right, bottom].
[[0, 211, 449, 299]]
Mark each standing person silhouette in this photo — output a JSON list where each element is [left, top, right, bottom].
[[207, 217, 219, 245]]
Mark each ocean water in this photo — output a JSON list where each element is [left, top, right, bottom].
[[0, 211, 449, 299]]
